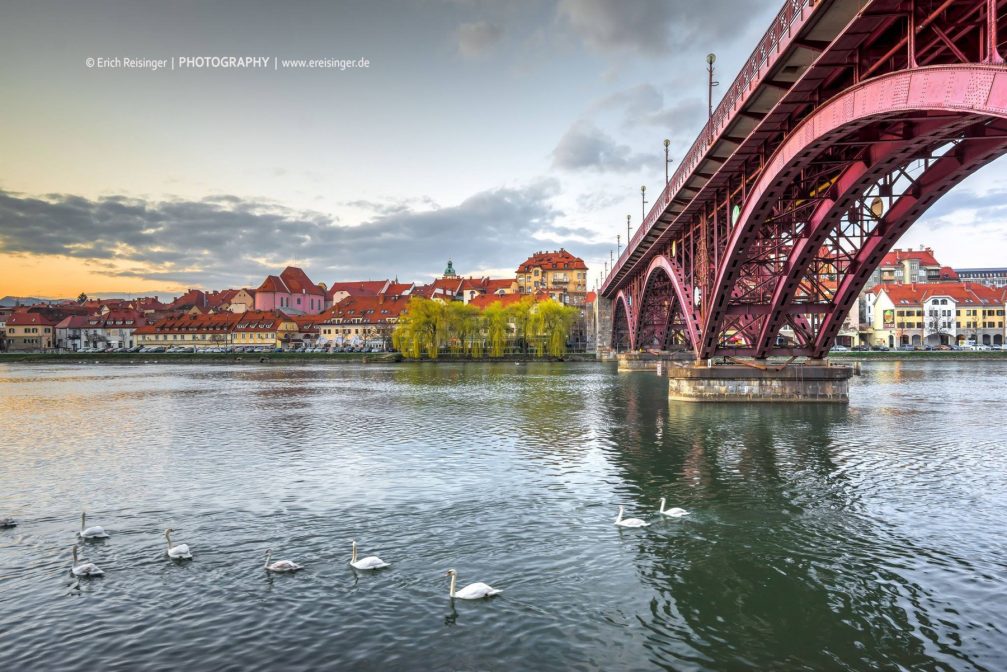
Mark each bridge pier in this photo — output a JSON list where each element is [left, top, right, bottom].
[[664, 360, 852, 403]]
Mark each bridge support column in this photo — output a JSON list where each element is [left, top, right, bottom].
[[594, 296, 614, 359], [665, 361, 852, 403]]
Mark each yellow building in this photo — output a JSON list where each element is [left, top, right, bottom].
[[231, 311, 298, 348], [4, 311, 56, 351], [516, 249, 589, 305]]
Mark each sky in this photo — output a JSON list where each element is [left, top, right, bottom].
[[2, 0, 1006, 299]]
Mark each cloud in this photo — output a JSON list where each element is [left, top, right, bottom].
[[551, 119, 650, 172], [556, 0, 776, 55], [0, 182, 587, 288], [457, 20, 504, 58]]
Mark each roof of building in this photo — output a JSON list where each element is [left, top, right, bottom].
[[135, 311, 244, 335], [517, 248, 588, 273], [6, 312, 57, 326], [879, 282, 1007, 307], [231, 310, 295, 332], [467, 291, 551, 310], [170, 289, 208, 309], [954, 267, 1007, 274], [879, 247, 941, 268], [382, 282, 414, 297], [323, 295, 411, 323], [326, 280, 389, 300], [55, 315, 93, 329], [257, 267, 325, 296]]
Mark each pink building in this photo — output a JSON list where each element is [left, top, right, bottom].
[[254, 266, 326, 315]]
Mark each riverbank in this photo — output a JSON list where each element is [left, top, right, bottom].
[[0, 352, 598, 364], [830, 350, 1007, 361]]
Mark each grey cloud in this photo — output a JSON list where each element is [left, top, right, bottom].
[[0, 182, 583, 288], [457, 20, 504, 58], [551, 120, 649, 173], [556, 0, 777, 55]]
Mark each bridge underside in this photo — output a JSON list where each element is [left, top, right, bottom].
[[611, 65, 1007, 360]]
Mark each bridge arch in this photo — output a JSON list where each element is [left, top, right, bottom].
[[637, 255, 700, 350], [701, 65, 1007, 359], [611, 291, 633, 352]]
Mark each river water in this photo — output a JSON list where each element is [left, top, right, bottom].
[[0, 360, 1004, 671]]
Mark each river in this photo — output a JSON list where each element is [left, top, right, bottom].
[[0, 360, 1004, 671]]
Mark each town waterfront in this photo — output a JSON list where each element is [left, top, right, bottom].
[[1, 361, 1005, 671]]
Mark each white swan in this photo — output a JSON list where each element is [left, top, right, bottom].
[[0, 517, 16, 528], [264, 549, 302, 573], [70, 544, 104, 576], [164, 528, 192, 560], [614, 505, 650, 528], [78, 511, 109, 539], [350, 540, 389, 570], [446, 568, 502, 600], [659, 498, 690, 518]]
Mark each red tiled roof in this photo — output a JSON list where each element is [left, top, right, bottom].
[[256, 275, 287, 293], [326, 280, 388, 300], [134, 311, 243, 335], [323, 295, 411, 323], [467, 292, 550, 310], [880, 282, 1007, 306], [382, 282, 413, 297], [279, 266, 325, 296], [517, 249, 588, 273], [55, 315, 92, 329], [938, 266, 959, 280], [879, 248, 941, 268], [6, 312, 57, 326], [231, 310, 294, 332]]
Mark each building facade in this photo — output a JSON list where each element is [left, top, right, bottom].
[[255, 266, 326, 315], [516, 249, 589, 305], [5, 312, 56, 351], [868, 283, 1005, 347]]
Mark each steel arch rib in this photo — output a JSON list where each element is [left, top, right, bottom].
[[613, 290, 635, 351], [752, 116, 972, 358], [641, 255, 701, 353], [700, 64, 1007, 360], [811, 132, 1007, 357]]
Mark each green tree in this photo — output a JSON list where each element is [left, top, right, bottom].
[[392, 297, 448, 359], [483, 302, 510, 357], [529, 300, 580, 358], [77, 292, 88, 303], [505, 296, 536, 354]]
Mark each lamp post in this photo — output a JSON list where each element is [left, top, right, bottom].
[[664, 138, 672, 184], [706, 53, 719, 119], [641, 185, 648, 223], [617, 234, 621, 256]]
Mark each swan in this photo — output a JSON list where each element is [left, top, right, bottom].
[[78, 511, 109, 539], [70, 545, 104, 576], [264, 549, 302, 573], [0, 517, 16, 528], [164, 528, 192, 560], [614, 505, 650, 528], [350, 540, 389, 570], [446, 568, 502, 600], [659, 498, 690, 518]]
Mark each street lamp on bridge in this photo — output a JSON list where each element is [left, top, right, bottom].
[[664, 138, 673, 184], [706, 53, 719, 119], [640, 185, 647, 223], [626, 214, 631, 245], [617, 234, 621, 256]]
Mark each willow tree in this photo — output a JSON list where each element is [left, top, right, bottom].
[[483, 302, 510, 357], [529, 300, 580, 358], [505, 296, 537, 354], [445, 301, 484, 357], [392, 297, 447, 359]]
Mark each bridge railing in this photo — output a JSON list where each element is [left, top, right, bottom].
[[604, 0, 815, 295]]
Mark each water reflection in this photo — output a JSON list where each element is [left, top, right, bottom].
[[0, 361, 1004, 671]]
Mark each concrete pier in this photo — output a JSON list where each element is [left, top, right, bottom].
[[665, 361, 852, 403], [616, 350, 696, 371]]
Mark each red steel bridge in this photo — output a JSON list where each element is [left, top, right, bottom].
[[602, 0, 1007, 360]]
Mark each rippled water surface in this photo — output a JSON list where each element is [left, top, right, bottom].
[[1, 360, 1005, 671]]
